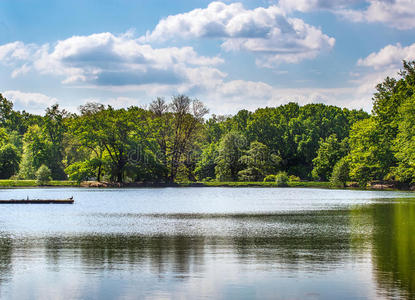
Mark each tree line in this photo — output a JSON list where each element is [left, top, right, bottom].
[[1, 61, 414, 187]]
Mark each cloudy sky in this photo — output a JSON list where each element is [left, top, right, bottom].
[[1, 0, 415, 114]]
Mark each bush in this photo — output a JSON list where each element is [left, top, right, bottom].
[[275, 171, 289, 187], [36, 165, 52, 185], [330, 158, 350, 187], [289, 175, 301, 182], [263, 174, 276, 182], [65, 161, 95, 183]]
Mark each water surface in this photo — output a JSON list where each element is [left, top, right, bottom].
[[0, 187, 414, 299]]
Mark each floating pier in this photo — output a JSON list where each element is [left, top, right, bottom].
[[0, 198, 74, 204]]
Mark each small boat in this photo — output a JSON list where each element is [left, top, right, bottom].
[[0, 197, 74, 204]]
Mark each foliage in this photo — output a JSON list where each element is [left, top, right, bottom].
[[0, 144, 20, 179], [35, 164, 52, 184], [312, 134, 348, 181], [65, 160, 97, 183], [275, 171, 289, 187], [195, 143, 218, 181], [289, 175, 301, 182], [391, 95, 415, 183], [3, 61, 415, 187], [238, 141, 281, 181], [215, 131, 247, 181], [263, 174, 276, 182], [330, 157, 350, 187]]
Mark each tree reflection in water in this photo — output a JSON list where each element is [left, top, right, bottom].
[[0, 199, 414, 299]]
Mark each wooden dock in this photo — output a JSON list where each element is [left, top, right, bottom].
[[0, 199, 74, 204]]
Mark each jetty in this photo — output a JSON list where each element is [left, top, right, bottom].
[[0, 198, 74, 204]]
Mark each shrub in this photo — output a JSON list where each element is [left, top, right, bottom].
[[289, 175, 301, 182], [36, 164, 52, 185], [65, 161, 95, 183], [263, 174, 276, 182], [275, 171, 289, 187]]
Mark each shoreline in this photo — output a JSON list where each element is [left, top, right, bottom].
[[0, 180, 411, 191]]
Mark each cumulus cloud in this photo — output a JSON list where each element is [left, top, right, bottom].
[[142, 2, 335, 66], [278, 0, 361, 13], [0, 32, 224, 87], [3, 90, 58, 113], [279, 0, 415, 30], [347, 42, 414, 113], [357, 42, 415, 69], [188, 79, 373, 114]]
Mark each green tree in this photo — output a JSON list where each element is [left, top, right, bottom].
[[330, 157, 350, 187], [215, 131, 247, 181], [18, 125, 50, 179], [168, 95, 208, 181], [43, 104, 67, 179], [348, 118, 390, 186], [36, 164, 52, 185], [391, 95, 415, 183], [65, 160, 97, 183], [0, 144, 20, 179], [312, 134, 348, 181], [195, 143, 218, 181], [238, 141, 281, 181]]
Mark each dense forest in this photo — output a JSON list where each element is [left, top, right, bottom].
[[1, 61, 415, 187]]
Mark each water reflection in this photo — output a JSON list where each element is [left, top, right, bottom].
[[0, 190, 414, 299], [370, 203, 415, 300], [0, 235, 12, 298]]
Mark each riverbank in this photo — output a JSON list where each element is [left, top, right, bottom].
[[0, 179, 408, 191], [0, 180, 79, 187]]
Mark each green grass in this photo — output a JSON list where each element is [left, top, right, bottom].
[[0, 180, 79, 187], [194, 181, 333, 188]]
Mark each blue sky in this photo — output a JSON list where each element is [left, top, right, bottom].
[[1, 0, 415, 114]]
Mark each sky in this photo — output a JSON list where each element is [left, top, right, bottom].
[[1, 0, 415, 115]]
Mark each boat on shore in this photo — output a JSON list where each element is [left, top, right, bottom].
[[0, 198, 74, 204]]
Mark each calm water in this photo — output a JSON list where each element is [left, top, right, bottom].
[[0, 187, 414, 300]]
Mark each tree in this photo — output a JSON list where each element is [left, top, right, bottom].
[[312, 134, 348, 181], [391, 95, 415, 183], [65, 160, 97, 183], [238, 141, 281, 181], [215, 131, 247, 181], [330, 157, 350, 187], [18, 125, 50, 179], [348, 118, 390, 186], [43, 104, 67, 179], [0, 144, 20, 179], [168, 95, 209, 181], [36, 164, 52, 185], [69, 103, 107, 181], [195, 143, 218, 181]]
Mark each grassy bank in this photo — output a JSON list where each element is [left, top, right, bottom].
[[0, 179, 407, 191], [0, 180, 79, 188], [189, 181, 333, 188]]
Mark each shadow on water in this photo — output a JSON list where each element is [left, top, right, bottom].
[[0, 235, 12, 297]]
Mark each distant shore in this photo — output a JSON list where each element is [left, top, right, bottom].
[[0, 180, 411, 191]]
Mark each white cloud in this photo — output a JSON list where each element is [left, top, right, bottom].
[[0, 32, 224, 87], [0, 41, 36, 64], [280, 0, 415, 30], [362, 0, 415, 30], [3, 90, 58, 113], [278, 0, 361, 13], [357, 42, 415, 69], [142, 2, 335, 66]]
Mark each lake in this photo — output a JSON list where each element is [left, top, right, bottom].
[[0, 187, 414, 300]]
